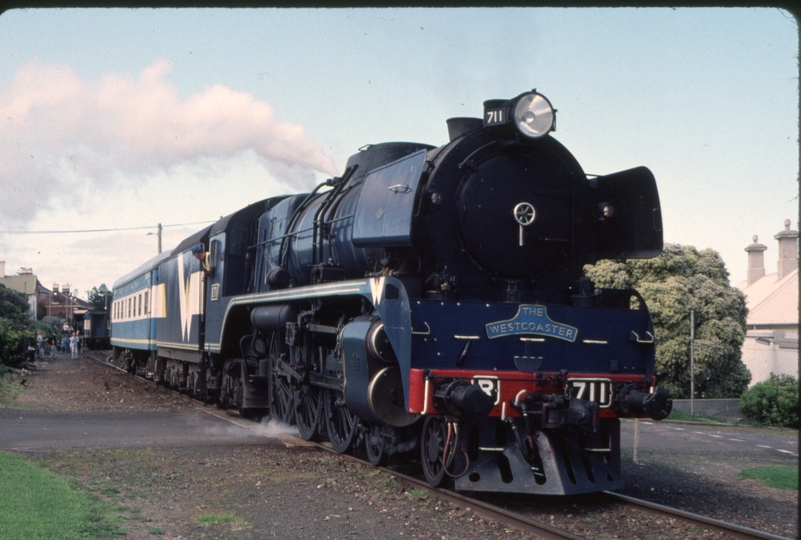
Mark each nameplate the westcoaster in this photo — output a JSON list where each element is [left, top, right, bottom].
[[485, 305, 578, 342]]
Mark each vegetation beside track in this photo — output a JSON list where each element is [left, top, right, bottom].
[[0, 368, 23, 406], [0, 450, 125, 539], [739, 465, 798, 491]]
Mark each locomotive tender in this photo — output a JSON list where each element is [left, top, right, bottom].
[[111, 90, 672, 495]]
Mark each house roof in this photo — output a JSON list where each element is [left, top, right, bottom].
[[0, 274, 38, 296], [737, 267, 798, 326]]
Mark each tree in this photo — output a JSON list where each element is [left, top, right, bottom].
[[585, 244, 751, 399], [87, 284, 111, 309], [0, 284, 36, 367]]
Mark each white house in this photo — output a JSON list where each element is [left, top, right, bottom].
[[736, 220, 798, 385]]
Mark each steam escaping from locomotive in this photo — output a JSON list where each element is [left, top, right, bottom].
[[0, 59, 336, 227], [111, 89, 671, 495]]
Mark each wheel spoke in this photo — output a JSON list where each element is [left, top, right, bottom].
[[295, 384, 322, 441], [324, 388, 359, 454], [421, 416, 447, 487], [365, 425, 388, 467], [270, 355, 295, 425]]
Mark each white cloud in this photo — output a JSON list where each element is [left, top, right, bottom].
[[0, 58, 337, 227]]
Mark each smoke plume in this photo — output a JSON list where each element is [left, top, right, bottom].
[[0, 59, 337, 226]]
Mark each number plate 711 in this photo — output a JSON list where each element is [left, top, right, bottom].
[[568, 379, 612, 408]]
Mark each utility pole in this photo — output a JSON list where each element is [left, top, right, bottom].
[[690, 310, 695, 417], [147, 223, 163, 254]]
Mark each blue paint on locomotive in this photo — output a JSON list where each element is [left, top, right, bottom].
[[203, 197, 291, 355], [351, 149, 427, 247], [205, 279, 381, 352], [407, 298, 655, 376]]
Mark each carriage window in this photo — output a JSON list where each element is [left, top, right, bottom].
[[128, 298, 131, 319], [138, 293, 142, 316], [144, 291, 149, 315]]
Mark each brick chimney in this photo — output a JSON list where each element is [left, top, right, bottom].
[[53, 283, 59, 294], [775, 219, 798, 279], [62, 283, 71, 296], [745, 235, 768, 286]]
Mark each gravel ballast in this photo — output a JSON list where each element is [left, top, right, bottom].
[[3, 352, 797, 539]]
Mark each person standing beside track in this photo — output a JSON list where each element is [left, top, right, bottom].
[[50, 337, 57, 361], [36, 332, 45, 360], [70, 332, 79, 359]]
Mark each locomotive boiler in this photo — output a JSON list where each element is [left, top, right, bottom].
[[111, 90, 671, 495]]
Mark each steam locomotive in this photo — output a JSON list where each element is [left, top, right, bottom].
[[111, 90, 671, 495]]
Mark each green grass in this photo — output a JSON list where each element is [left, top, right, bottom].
[[739, 465, 798, 491], [0, 371, 23, 407], [0, 450, 125, 539], [405, 488, 429, 500], [666, 408, 726, 423]]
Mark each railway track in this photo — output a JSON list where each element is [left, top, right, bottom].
[[327, 448, 790, 540], [85, 350, 792, 540], [601, 492, 790, 540]]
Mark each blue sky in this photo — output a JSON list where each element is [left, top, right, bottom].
[[0, 7, 797, 299]]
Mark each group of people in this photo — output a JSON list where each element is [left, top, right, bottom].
[[36, 331, 82, 360]]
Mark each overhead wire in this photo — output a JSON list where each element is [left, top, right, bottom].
[[0, 220, 216, 235]]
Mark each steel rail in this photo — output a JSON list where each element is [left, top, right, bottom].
[[87, 352, 585, 539], [604, 491, 792, 540], [320, 445, 588, 540], [86, 351, 790, 540], [97, 353, 125, 372]]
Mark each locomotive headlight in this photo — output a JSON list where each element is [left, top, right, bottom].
[[513, 92, 555, 138]]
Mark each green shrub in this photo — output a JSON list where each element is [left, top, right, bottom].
[[0, 285, 36, 368], [0, 320, 35, 367], [739, 373, 799, 428]]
